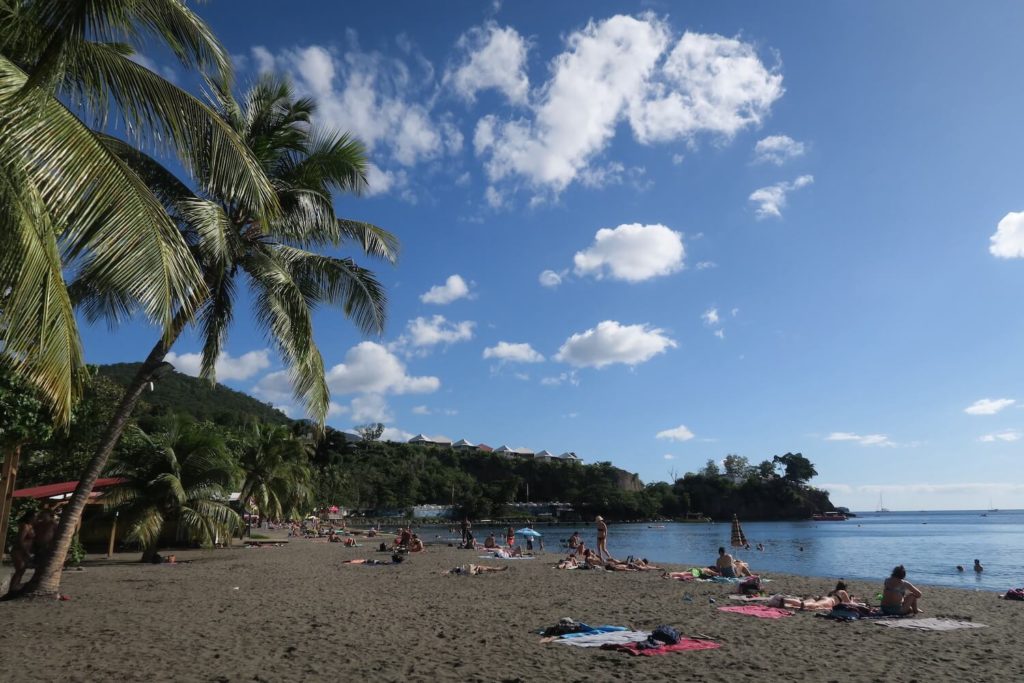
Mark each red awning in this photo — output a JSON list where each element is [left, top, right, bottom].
[[12, 478, 126, 499]]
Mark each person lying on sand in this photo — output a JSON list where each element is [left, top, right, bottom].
[[882, 565, 923, 615], [556, 556, 580, 569], [602, 559, 637, 572], [443, 564, 509, 576], [628, 558, 662, 571]]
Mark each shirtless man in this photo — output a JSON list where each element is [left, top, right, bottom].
[[715, 547, 736, 577]]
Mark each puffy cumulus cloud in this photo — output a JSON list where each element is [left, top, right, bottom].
[[702, 307, 720, 326], [753, 134, 805, 165], [539, 269, 565, 288], [749, 175, 813, 219], [327, 402, 347, 417], [324, 342, 440, 395], [251, 370, 295, 405], [663, 453, 675, 460], [990, 212, 1024, 258], [965, 398, 1016, 415], [446, 22, 530, 104], [420, 274, 472, 305], [555, 320, 676, 368], [656, 425, 695, 442], [474, 16, 667, 194], [627, 31, 783, 144], [473, 18, 783, 200], [412, 405, 431, 415], [540, 371, 579, 386], [166, 349, 271, 381], [483, 341, 545, 363], [713, 329, 725, 339], [979, 430, 1021, 443], [825, 432, 894, 447], [402, 315, 475, 349], [381, 427, 415, 442], [573, 223, 685, 282], [350, 394, 393, 423], [248, 38, 460, 198]]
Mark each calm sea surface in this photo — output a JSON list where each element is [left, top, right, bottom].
[[464, 510, 1024, 591]]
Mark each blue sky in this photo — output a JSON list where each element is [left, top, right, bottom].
[[85, 1, 1024, 511]]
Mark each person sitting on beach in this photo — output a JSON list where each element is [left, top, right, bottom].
[[715, 547, 736, 577], [483, 533, 497, 549], [409, 534, 425, 553], [461, 531, 479, 550], [327, 529, 340, 542], [443, 563, 509, 576], [581, 548, 604, 569], [733, 559, 753, 577], [343, 537, 356, 547], [567, 531, 581, 550], [973, 559, 984, 573], [881, 565, 923, 616]]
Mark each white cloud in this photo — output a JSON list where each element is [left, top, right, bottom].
[[541, 371, 579, 386], [671, 153, 685, 165], [979, 430, 1021, 443], [400, 315, 475, 349], [965, 398, 1016, 415], [325, 342, 440, 395], [249, 37, 454, 199], [474, 17, 783, 199], [990, 211, 1024, 259], [656, 425, 695, 442], [350, 394, 393, 423], [663, 453, 675, 460], [539, 269, 566, 288], [483, 341, 545, 363], [447, 22, 530, 104], [753, 134, 805, 165], [555, 320, 676, 368], [695, 261, 717, 270], [412, 405, 431, 415], [166, 349, 271, 382], [702, 307, 720, 326], [825, 432, 894, 447], [484, 185, 504, 208], [128, 53, 178, 83], [327, 402, 347, 417], [420, 274, 472, 305], [573, 223, 685, 282], [381, 427, 415, 442], [713, 329, 725, 339], [749, 175, 813, 219]]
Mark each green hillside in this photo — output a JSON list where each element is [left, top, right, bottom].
[[97, 363, 289, 428]]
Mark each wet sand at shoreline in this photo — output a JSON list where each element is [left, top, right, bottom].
[[1, 534, 1022, 682]]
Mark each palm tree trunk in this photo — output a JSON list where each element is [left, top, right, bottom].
[[14, 313, 189, 598]]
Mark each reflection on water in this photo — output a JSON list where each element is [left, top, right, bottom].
[[468, 510, 1023, 591]]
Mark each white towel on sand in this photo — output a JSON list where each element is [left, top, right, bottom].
[[556, 630, 651, 647], [874, 617, 986, 631]]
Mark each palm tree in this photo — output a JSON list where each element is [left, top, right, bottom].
[[20, 75, 397, 597], [104, 424, 241, 562], [238, 423, 314, 528], [1, 0, 277, 423]]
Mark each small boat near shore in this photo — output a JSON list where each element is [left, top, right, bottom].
[[811, 511, 848, 521]]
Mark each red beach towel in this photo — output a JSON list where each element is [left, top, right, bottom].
[[601, 638, 721, 656], [718, 605, 793, 619]]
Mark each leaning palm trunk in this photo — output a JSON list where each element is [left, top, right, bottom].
[[17, 316, 186, 597]]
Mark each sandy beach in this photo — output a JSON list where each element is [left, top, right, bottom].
[[2, 534, 1022, 682]]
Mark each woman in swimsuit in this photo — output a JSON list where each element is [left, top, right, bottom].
[[881, 565, 922, 615]]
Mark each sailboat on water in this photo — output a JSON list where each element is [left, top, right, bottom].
[[877, 493, 891, 513]]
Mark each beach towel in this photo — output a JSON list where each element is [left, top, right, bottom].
[[873, 618, 986, 632], [600, 638, 722, 656], [728, 594, 770, 602], [556, 630, 651, 647], [718, 605, 793, 619], [557, 626, 628, 639]]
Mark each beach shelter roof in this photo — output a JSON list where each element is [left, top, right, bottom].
[[453, 439, 474, 447], [12, 478, 126, 500], [476, 443, 493, 452], [494, 445, 513, 452], [730, 514, 748, 548], [408, 434, 431, 443], [535, 450, 553, 457]]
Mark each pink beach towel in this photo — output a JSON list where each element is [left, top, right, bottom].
[[718, 605, 793, 619], [601, 638, 721, 656]]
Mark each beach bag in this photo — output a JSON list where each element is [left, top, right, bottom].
[[1005, 588, 1024, 601], [649, 625, 681, 645]]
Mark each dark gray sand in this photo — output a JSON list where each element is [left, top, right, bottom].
[[2, 534, 1022, 682]]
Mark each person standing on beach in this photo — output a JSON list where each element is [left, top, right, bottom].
[[506, 526, 515, 548], [460, 517, 471, 545], [595, 516, 609, 561]]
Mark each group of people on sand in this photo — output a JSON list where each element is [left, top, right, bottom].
[[759, 566, 923, 616], [9, 504, 59, 592], [391, 526, 425, 553]]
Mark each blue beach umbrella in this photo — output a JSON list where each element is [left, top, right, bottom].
[[516, 528, 543, 537]]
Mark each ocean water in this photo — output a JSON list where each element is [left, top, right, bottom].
[[469, 510, 1023, 592]]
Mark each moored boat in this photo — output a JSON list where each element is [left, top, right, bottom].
[[811, 511, 848, 521]]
